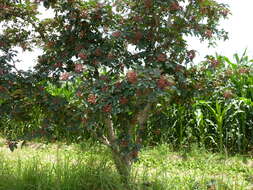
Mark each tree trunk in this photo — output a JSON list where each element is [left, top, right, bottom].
[[112, 150, 132, 186]]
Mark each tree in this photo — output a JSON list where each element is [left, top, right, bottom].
[[0, 0, 230, 185]]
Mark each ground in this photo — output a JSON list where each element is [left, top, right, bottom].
[[0, 138, 253, 190]]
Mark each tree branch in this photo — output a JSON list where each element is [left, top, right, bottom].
[[104, 116, 116, 143], [136, 103, 152, 144]]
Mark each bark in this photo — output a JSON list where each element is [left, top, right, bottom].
[[136, 103, 152, 144], [111, 149, 132, 186]]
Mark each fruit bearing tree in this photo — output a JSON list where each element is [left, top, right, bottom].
[[0, 0, 229, 184]]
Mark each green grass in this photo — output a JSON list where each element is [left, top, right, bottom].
[[0, 138, 253, 190]]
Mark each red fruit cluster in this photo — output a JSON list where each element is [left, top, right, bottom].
[[187, 50, 196, 60], [75, 45, 85, 51], [133, 16, 142, 22], [157, 76, 173, 89], [112, 31, 121, 38], [134, 31, 143, 42], [225, 69, 233, 77], [154, 129, 161, 135], [126, 71, 137, 84], [53, 62, 63, 68], [221, 9, 230, 17], [144, 0, 153, 8], [114, 81, 121, 88], [80, 10, 88, 18], [120, 140, 128, 147], [100, 75, 108, 81], [102, 104, 112, 113], [76, 91, 82, 97], [75, 64, 83, 72], [87, 94, 97, 104], [107, 52, 114, 59], [95, 48, 102, 56], [60, 72, 70, 80], [157, 53, 167, 62], [0, 86, 7, 92], [238, 67, 250, 74], [205, 29, 213, 38], [131, 150, 138, 158], [101, 86, 108, 92], [210, 59, 220, 68], [119, 97, 128, 105], [78, 53, 88, 60], [0, 42, 5, 47], [170, 2, 182, 11], [223, 90, 233, 99], [93, 60, 100, 65]]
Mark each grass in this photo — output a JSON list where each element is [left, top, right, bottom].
[[0, 138, 253, 190]]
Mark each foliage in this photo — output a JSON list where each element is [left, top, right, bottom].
[[0, 0, 230, 183], [145, 52, 253, 153]]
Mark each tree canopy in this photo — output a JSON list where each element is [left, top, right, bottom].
[[0, 0, 230, 183]]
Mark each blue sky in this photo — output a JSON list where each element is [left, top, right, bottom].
[[16, 0, 253, 70]]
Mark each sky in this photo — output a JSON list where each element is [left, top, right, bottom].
[[15, 0, 253, 70]]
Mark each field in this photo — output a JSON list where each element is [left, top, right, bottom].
[[0, 138, 253, 190]]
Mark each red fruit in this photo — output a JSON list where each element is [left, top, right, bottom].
[[79, 31, 86, 38], [0, 69, 3, 75], [119, 97, 128, 105], [187, 50, 196, 60], [76, 91, 82, 97], [200, 7, 208, 15], [78, 53, 88, 60], [0, 86, 7, 92], [157, 53, 167, 62], [60, 72, 70, 80], [157, 76, 174, 89], [115, 81, 121, 88], [134, 31, 143, 41], [81, 117, 87, 124], [75, 64, 83, 72], [205, 30, 213, 38], [126, 71, 137, 84], [133, 16, 142, 22], [225, 69, 233, 76], [54, 62, 63, 68], [120, 140, 128, 147], [170, 2, 182, 11], [107, 53, 114, 59], [144, 0, 153, 8], [101, 86, 108, 92], [157, 77, 168, 89], [210, 59, 220, 68], [131, 119, 137, 125], [102, 104, 112, 113], [100, 75, 108, 81], [81, 10, 88, 18], [238, 67, 250, 74], [87, 94, 97, 104], [0, 42, 5, 47], [93, 60, 100, 65], [94, 48, 102, 56], [46, 41, 54, 48], [112, 31, 121, 38], [194, 83, 203, 90], [223, 90, 233, 99], [75, 45, 85, 51], [221, 9, 229, 17], [154, 129, 161, 135], [131, 150, 138, 158]]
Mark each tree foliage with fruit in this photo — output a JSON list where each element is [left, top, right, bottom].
[[0, 0, 230, 183]]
